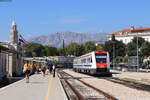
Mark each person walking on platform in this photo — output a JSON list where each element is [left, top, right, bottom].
[[49, 64, 53, 74], [52, 64, 56, 77], [23, 61, 31, 83], [32, 61, 36, 74], [46, 60, 52, 75], [41, 66, 46, 77], [42, 62, 47, 77]]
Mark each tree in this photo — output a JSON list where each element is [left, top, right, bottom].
[[24, 42, 45, 57], [141, 41, 150, 57], [64, 43, 84, 56], [103, 40, 113, 60], [142, 60, 150, 69], [126, 42, 137, 56], [127, 37, 145, 56], [132, 37, 145, 47], [103, 38, 126, 61], [96, 44, 104, 50], [57, 48, 65, 56], [114, 56, 124, 64], [44, 46, 58, 56], [111, 34, 116, 41], [83, 41, 96, 54]]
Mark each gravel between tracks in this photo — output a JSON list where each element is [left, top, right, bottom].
[[64, 69, 150, 100]]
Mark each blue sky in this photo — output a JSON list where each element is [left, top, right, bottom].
[[1, 0, 150, 41]]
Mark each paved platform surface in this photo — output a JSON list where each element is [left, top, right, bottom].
[[0, 73, 67, 100]]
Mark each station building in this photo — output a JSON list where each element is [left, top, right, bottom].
[[107, 26, 150, 44], [0, 21, 22, 78]]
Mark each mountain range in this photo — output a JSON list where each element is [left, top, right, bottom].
[[29, 32, 107, 48]]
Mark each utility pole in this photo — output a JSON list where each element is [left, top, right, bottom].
[[136, 33, 139, 72], [63, 39, 65, 49], [61, 32, 65, 49], [113, 41, 115, 69], [111, 35, 116, 69]]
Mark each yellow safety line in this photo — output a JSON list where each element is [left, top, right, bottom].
[[45, 76, 53, 100]]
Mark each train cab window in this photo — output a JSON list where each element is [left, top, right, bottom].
[[96, 58, 106, 63], [95, 53, 107, 63]]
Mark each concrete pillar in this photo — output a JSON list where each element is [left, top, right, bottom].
[[8, 53, 13, 76]]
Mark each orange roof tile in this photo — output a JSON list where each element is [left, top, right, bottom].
[[108, 27, 150, 36]]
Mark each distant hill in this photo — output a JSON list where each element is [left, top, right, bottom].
[[29, 32, 107, 48]]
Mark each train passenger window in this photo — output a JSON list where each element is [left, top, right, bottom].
[[84, 59, 86, 63], [87, 57, 91, 63], [77, 60, 79, 64], [74, 61, 77, 64], [81, 59, 86, 63], [81, 59, 84, 63]]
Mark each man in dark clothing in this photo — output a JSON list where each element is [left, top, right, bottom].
[[49, 64, 53, 74], [41, 66, 46, 77], [52, 64, 56, 77]]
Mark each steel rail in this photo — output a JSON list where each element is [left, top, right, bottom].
[[59, 70, 118, 100]]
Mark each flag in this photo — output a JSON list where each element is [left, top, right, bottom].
[[18, 34, 29, 45]]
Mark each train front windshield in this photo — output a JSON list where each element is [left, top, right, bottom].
[[95, 53, 107, 63]]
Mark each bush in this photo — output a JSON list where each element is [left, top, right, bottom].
[[142, 60, 150, 69]]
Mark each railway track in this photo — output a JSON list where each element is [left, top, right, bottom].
[[58, 70, 118, 100], [76, 70, 150, 92]]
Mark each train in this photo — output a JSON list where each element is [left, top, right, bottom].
[[73, 50, 111, 75]]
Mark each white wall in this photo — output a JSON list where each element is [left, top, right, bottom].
[[108, 32, 150, 44]]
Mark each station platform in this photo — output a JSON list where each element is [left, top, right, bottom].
[[0, 73, 67, 100], [111, 69, 150, 84]]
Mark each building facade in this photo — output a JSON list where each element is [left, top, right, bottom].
[[107, 27, 150, 44], [0, 46, 7, 77], [0, 21, 22, 78]]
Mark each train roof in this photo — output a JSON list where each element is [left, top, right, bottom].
[[74, 50, 108, 60]]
